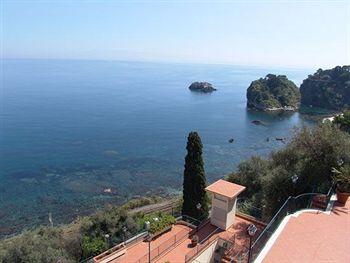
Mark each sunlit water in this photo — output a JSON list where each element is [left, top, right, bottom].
[[0, 59, 314, 235]]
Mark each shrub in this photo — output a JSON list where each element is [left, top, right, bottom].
[[0, 227, 75, 263], [332, 164, 350, 193], [81, 236, 107, 259], [137, 212, 176, 234]]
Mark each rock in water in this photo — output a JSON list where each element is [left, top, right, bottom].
[[189, 82, 217, 93], [251, 120, 266, 126], [246, 74, 300, 111]]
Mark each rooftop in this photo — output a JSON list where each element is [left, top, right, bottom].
[[258, 199, 350, 263], [205, 179, 246, 199]]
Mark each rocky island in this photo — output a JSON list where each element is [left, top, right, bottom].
[[246, 74, 300, 111], [300, 66, 350, 111], [188, 82, 217, 93]]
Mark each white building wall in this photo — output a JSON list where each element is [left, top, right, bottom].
[[210, 194, 237, 230], [191, 239, 218, 263]]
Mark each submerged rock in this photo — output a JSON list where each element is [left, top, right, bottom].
[[188, 82, 217, 93], [102, 150, 119, 158], [251, 120, 266, 126]]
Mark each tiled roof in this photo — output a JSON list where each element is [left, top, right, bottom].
[[261, 199, 350, 263], [205, 179, 245, 199]]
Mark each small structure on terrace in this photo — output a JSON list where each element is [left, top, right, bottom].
[[205, 179, 246, 230], [93, 179, 265, 263]]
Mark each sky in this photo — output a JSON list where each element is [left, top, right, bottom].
[[1, 0, 350, 69]]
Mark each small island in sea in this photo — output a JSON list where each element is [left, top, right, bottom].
[[300, 66, 350, 111], [188, 81, 217, 93], [246, 74, 300, 111]]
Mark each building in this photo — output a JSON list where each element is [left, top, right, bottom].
[[255, 194, 350, 262], [93, 180, 349, 263], [93, 179, 265, 263]]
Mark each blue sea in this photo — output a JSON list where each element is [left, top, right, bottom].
[[0, 59, 313, 236]]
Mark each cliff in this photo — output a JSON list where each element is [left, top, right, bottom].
[[300, 66, 350, 111]]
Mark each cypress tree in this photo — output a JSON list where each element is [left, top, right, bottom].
[[182, 131, 209, 221]]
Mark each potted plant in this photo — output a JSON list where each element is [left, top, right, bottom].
[[332, 164, 350, 204], [191, 235, 199, 247]]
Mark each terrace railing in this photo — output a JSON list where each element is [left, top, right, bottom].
[[184, 227, 221, 263], [135, 227, 190, 263], [243, 183, 336, 263]]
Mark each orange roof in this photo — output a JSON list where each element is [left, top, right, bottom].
[[205, 179, 245, 199], [262, 199, 350, 263]]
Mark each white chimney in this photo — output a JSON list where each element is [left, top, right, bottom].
[[205, 179, 246, 230]]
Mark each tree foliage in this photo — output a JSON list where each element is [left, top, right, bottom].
[[0, 227, 76, 263], [0, 198, 159, 262], [137, 212, 176, 234], [227, 124, 350, 220], [334, 111, 350, 133], [182, 132, 209, 221], [246, 74, 300, 110], [300, 66, 350, 111]]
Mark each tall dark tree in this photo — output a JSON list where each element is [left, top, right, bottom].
[[182, 132, 209, 221]]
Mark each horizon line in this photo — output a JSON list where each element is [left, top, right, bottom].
[[2, 56, 323, 72]]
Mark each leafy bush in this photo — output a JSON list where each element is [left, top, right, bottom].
[[334, 111, 350, 133], [81, 236, 107, 259], [80, 206, 138, 259], [0, 227, 76, 263], [0, 197, 161, 262], [137, 212, 176, 234], [332, 164, 350, 193]]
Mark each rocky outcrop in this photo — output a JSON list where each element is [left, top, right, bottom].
[[300, 66, 350, 111], [188, 82, 216, 93], [246, 74, 300, 111]]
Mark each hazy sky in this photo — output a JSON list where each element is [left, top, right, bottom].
[[1, 0, 349, 68]]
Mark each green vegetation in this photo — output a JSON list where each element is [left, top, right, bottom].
[[121, 196, 163, 210], [332, 164, 350, 193], [182, 132, 209, 221], [0, 197, 169, 262], [0, 227, 77, 263], [81, 236, 108, 259], [246, 74, 300, 111], [334, 111, 350, 133], [137, 212, 176, 235], [300, 66, 350, 111], [227, 124, 350, 219]]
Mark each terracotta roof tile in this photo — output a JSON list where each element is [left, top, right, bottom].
[[205, 179, 245, 199]]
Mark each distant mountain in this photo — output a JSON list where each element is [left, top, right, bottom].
[[246, 74, 300, 111], [300, 66, 350, 111], [188, 82, 216, 93]]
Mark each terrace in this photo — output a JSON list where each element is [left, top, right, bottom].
[[93, 180, 344, 263], [93, 180, 266, 263], [256, 196, 350, 263]]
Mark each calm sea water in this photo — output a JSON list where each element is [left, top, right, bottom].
[[0, 59, 313, 235]]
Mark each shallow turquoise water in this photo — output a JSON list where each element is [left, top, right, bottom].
[[0, 59, 313, 235]]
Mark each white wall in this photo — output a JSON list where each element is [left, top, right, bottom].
[[191, 239, 218, 263], [210, 194, 237, 230]]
